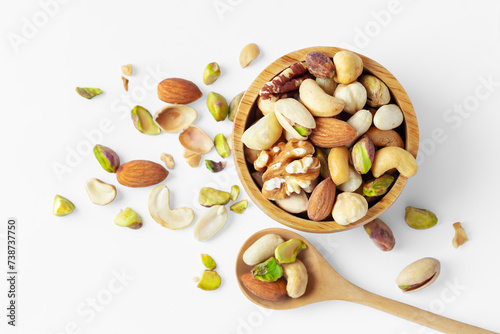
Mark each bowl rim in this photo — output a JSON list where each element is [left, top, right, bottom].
[[233, 46, 419, 233]]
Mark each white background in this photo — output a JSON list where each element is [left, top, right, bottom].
[[1, 0, 500, 333]]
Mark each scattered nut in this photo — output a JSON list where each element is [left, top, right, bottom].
[[203, 62, 221, 85], [193, 205, 228, 241], [121, 76, 129, 91], [405, 206, 438, 230], [131, 105, 161, 135], [252, 257, 283, 282], [187, 154, 202, 167], [154, 104, 198, 133], [332, 192, 368, 225], [158, 78, 202, 104], [160, 153, 175, 169], [371, 146, 418, 178], [76, 87, 103, 99], [121, 64, 132, 76], [205, 159, 227, 173], [230, 185, 240, 201], [239, 43, 260, 68], [93, 144, 121, 173], [197, 270, 221, 290], [275, 239, 306, 264], [114, 207, 142, 229], [282, 259, 308, 298], [359, 74, 391, 107], [452, 222, 469, 248], [179, 125, 214, 154], [396, 257, 440, 293], [334, 82, 367, 114], [207, 92, 228, 122], [201, 254, 216, 270], [243, 234, 285, 266], [214, 133, 231, 158], [230, 200, 248, 214], [364, 218, 395, 251], [199, 187, 231, 207], [117, 160, 168, 188], [84, 178, 117, 205], [228, 91, 245, 121], [53, 195, 75, 217], [148, 184, 195, 230], [363, 174, 395, 197]]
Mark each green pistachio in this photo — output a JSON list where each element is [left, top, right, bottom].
[[76, 87, 103, 99], [131, 106, 161, 135], [351, 135, 375, 174], [228, 91, 244, 122], [203, 62, 221, 85], [230, 185, 240, 201], [201, 254, 216, 270], [214, 133, 230, 158], [293, 125, 309, 137], [405, 206, 438, 229], [314, 147, 331, 179], [275, 239, 306, 264], [53, 195, 75, 216], [230, 200, 248, 214], [251, 257, 283, 282], [363, 174, 395, 197], [114, 207, 143, 229], [93, 144, 121, 173], [206, 92, 228, 122], [205, 159, 227, 173], [199, 187, 231, 207], [197, 270, 221, 290]]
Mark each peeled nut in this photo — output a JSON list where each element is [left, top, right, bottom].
[[396, 257, 441, 293], [452, 222, 469, 248], [230, 185, 240, 201], [93, 144, 120, 173], [205, 160, 227, 173], [53, 195, 75, 217], [240, 43, 260, 67], [371, 146, 418, 178], [207, 92, 228, 122], [114, 207, 142, 229], [160, 153, 175, 169], [201, 254, 216, 270], [199, 187, 231, 207], [193, 205, 228, 241], [334, 82, 367, 114], [363, 174, 395, 197], [351, 135, 375, 174], [333, 51, 363, 84], [374, 104, 404, 130], [282, 259, 308, 298], [243, 234, 285, 266], [299, 79, 344, 117], [332, 192, 368, 225], [359, 74, 391, 107], [252, 257, 283, 282], [275, 239, 306, 264], [76, 87, 103, 99], [229, 91, 245, 121], [85, 178, 117, 205], [131, 105, 161, 135], [197, 270, 221, 290], [405, 206, 438, 230], [154, 104, 197, 133], [203, 62, 220, 85], [148, 184, 195, 230], [121, 64, 132, 76], [214, 133, 230, 158], [241, 112, 283, 150], [230, 200, 248, 214], [364, 218, 395, 251]]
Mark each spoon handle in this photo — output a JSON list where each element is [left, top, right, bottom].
[[347, 287, 497, 334]]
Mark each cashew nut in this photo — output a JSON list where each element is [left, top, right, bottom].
[[371, 147, 418, 178], [148, 184, 195, 229], [328, 146, 350, 185], [364, 127, 404, 148], [243, 234, 285, 265], [299, 79, 344, 117], [282, 259, 308, 298]]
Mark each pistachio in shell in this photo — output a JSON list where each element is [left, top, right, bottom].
[[179, 125, 214, 154], [363, 174, 395, 197], [241, 112, 283, 150], [396, 257, 440, 293], [131, 106, 161, 135], [274, 98, 316, 140], [364, 218, 395, 251], [359, 74, 391, 108], [405, 206, 438, 230], [154, 104, 197, 133]]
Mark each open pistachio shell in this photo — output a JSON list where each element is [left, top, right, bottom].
[[274, 98, 315, 140], [179, 125, 214, 154], [396, 257, 440, 293], [154, 105, 198, 133], [241, 112, 283, 150]]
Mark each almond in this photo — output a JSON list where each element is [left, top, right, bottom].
[[116, 160, 168, 188], [240, 273, 286, 301], [307, 178, 336, 221], [308, 118, 357, 148], [157, 78, 202, 104]]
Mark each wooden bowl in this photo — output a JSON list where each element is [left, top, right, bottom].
[[233, 46, 419, 233]]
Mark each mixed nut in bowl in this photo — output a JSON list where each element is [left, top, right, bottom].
[[233, 47, 419, 233]]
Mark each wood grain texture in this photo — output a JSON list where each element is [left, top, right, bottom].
[[236, 228, 498, 334], [233, 47, 419, 233]]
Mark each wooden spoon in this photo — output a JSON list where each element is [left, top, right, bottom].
[[236, 228, 498, 334]]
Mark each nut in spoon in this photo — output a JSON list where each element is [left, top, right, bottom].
[[236, 228, 498, 334]]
